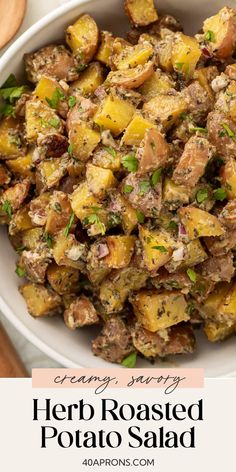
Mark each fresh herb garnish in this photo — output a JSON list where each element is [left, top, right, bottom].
[[121, 352, 137, 368], [168, 220, 178, 231], [77, 64, 87, 72], [121, 153, 138, 172], [46, 88, 65, 109], [152, 245, 168, 253], [221, 123, 236, 141], [205, 30, 216, 42], [68, 144, 74, 157], [43, 232, 54, 248], [151, 168, 162, 186], [104, 147, 117, 158], [48, 117, 61, 129], [0, 74, 28, 117], [191, 127, 208, 134], [68, 96, 77, 108], [136, 210, 145, 224], [2, 200, 12, 219], [83, 213, 106, 235], [196, 188, 209, 203], [15, 266, 26, 278], [64, 213, 75, 237], [175, 62, 184, 70], [213, 187, 227, 201], [108, 212, 122, 228], [187, 268, 197, 283], [139, 180, 151, 195], [123, 184, 134, 194]]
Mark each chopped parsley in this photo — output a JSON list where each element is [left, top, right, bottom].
[[151, 168, 162, 186], [221, 123, 236, 142], [64, 213, 75, 237], [0, 74, 28, 117], [48, 117, 61, 129], [196, 188, 209, 203], [175, 62, 184, 70], [46, 88, 65, 108], [191, 127, 208, 134], [187, 268, 197, 283], [43, 232, 54, 248], [168, 220, 178, 231], [68, 144, 74, 157], [83, 213, 106, 235], [213, 187, 227, 201], [121, 352, 137, 368], [136, 210, 145, 224], [123, 184, 133, 194], [108, 212, 122, 228], [68, 96, 77, 108], [205, 30, 216, 42], [121, 153, 138, 172], [139, 180, 151, 195], [15, 266, 26, 278], [2, 200, 12, 219], [152, 245, 168, 253], [77, 64, 87, 72], [104, 147, 117, 158]]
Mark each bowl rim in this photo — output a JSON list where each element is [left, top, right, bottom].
[[0, 0, 94, 368]]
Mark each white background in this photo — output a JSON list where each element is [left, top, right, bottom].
[[0, 379, 234, 471]]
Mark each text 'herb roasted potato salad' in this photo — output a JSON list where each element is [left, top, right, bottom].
[[2, 1, 236, 367]]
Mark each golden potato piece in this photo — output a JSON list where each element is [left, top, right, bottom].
[[69, 121, 101, 162], [106, 61, 154, 89], [0, 117, 26, 159], [204, 321, 235, 342], [103, 235, 136, 269], [179, 206, 224, 239], [203, 6, 236, 59], [69, 62, 105, 96], [95, 31, 114, 66], [64, 295, 99, 329], [47, 263, 80, 295], [86, 163, 118, 199], [53, 232, 87, 270], [45, 191, 73, 235], [171, 33, 201, 79], [94, 94, 135, 136], [138, 69, 175, 100], [70, 182, 100, 221], [139, 226, 174, 272], [1, 178, 30, 213], [131, 290, 189, 332], [6, 151, 34, 179], [22, 228, 44, 250], [124, 0, 158, 26], [220, 158, 236, 200], [112, 42, 154, 70], [163, 178, 190, 209], [137, 128, 170, 174], [20, 283, 62, 318], [66, 14, 99, 63], [122, 114, 155, 147], [143, 92, 187, 130], [25, 100, 64, 142]]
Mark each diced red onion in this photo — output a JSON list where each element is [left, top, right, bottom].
[[178, 223, 187, 237], [97, 243, 109, 259], [201, 47, 212, 58]]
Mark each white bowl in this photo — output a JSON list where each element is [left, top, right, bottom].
[[1, 0, 236, 375]]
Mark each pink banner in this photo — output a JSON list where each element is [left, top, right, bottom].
[[32, 369, 204, 394]]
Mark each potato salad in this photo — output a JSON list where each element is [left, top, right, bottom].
[[1, 1, 236, 367]]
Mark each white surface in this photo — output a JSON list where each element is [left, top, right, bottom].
[[1, 0, 236, 374]]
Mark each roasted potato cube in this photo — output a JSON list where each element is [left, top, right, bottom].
[[47, 263, 80, 295], [203, 6, 236, 59], [171, 33, 201, 78], [34, 75, 67, 116], [92, 147, 121, 171], [204, 320, 235, 342], [86, 163, 118, 198], [66, 14, 99, 63], [92, 316, 134, 364], [1, 178, 30, 213], [64, 295, 99, 329], [138, 69, 174, 100], [45, 191, 73, 235], [37, 156, 68, 190], [207, 111, 236, 160], [156, 33, 174, 73], [69, 62, 105, 96], [131, 290, 189, 332], [139, 226, 175, 272], [29, 193, 50, 226], [106, 61, 154, 89], [143, 92, 187, 130], [219, 283, 236, 322], [53, 232, 87, 270], [100, 267, 147, 313], [200, 283, 231, 320], [25, 100, 64, 142], [20, 283, 62, 317], [173, 136, 213, 188], [179, 206, 224, 239], [137, 128, 170, 174], [121, 173, 162, 218], [22, 228, 44, 250], [69, 121, 101, 161], [0, 117, 26, 159], [165, 239, 208, 273], [94, 94, 135, 136], [6, 151, 34, 179], [163, 178, 190, 209], [24, 45, 79, 83], [193, 66, 218, 99], [124, 0, 158, 26], [220, 158, 236, 200], [0, 163, 11, 186], [110, 192, 138, 234], [70, 182, 100, 221], [132, 323, 195, 357], [113, 42, 154, 70], [9, 206, 34, 236], [103, 235, 136, 269], [95, 31, 114, 66], [122, 114, 155, 146], [19, 249, 50, 284]]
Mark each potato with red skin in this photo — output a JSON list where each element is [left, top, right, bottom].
[[124, 0, 158, 27], [207, 112, 236, 160], [47, 263, 80, 295], [45, 191, 74, 236], [19, 283, 62, 318], [197, 252, 235, 283], [205, 228, 236, 256], [220, 200, 236, 228], [64, 295, 99, 329], [203, 6, 236, 59], [137, 128, 170, 175], [106, 61, 154, 89], [1, 178, 30, 213], [0, 164, 11, 186], [121, 173, 162, 218], [24, 45, 79, 84], [173, 136, 213, 188], [66, 14, 99, 64], [182, 81, 213, 123], [92, 316, 134, 364], [19, 249, 51, 284], [220, 159, 236, 200]]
